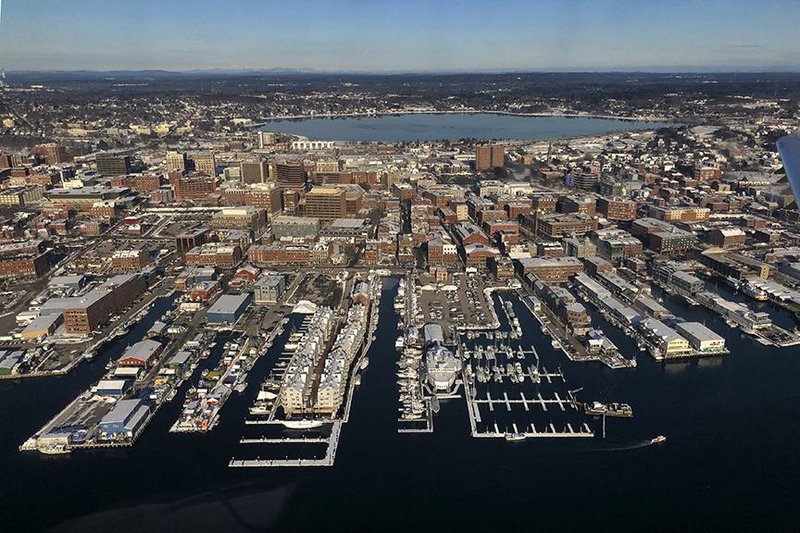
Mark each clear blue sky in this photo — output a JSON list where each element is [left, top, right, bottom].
[[2, 0, 799, 72]]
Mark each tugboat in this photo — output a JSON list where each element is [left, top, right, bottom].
[[650, 435, 667, 445]]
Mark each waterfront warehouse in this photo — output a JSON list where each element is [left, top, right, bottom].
[[207, 293, 252, 324], [675, 322, 727, 353], [99, 399, 150, 440]]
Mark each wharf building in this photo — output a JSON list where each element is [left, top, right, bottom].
[[315, 303, 369, 413], [698, 250, 770, 281], [99, 399, 150, 441], [675, 322, 726, 353], [281, 307, 335, 414], [117, 339, 163, 369], [651, 263, 705, 294], [535, 282, 591, 335], [39, 273, 147, 335], [637, 318, 692, 359], [699, 295, 772, 331]]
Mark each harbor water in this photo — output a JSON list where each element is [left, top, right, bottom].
[[1, 280, 800, 532]]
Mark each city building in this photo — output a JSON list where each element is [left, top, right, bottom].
[[708, 227, 746, 248], [271, 215, 320, 239], [166, 151, 188, 173], [35, 143, 68, 165], [597, 197, 637, 221], [175, 229, 208, 256], [111, 250, 150, 273], [240, 158, 269, 184], [276, 160, 306, 189], [305, 186, 347, 221], [515, 256, 584, 283], [254, 274, 286, 304], [475, 144, 504, 171], [192, 152, 217, 175], [95, 152, 131, 176]]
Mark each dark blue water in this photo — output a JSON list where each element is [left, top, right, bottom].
[[260, 113, 669, 142], [1, 280, 800, 532]]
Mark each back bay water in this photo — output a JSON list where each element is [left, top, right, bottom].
[[1, 279, 799, 532]]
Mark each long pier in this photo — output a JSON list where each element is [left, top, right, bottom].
[[229, 420, 342, 468], [473, 421, 594, 439], [239, 436, 328, 444]]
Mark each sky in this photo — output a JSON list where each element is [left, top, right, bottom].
[[1, 0, 799, 72]]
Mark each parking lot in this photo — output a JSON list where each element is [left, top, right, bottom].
[[415, 271, 495, 334]]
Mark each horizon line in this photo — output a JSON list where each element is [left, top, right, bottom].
[[6, 67, 800, 76]]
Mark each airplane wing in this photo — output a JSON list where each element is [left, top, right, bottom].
[[776, 131, 800, 206]]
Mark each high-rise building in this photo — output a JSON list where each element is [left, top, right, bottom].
[[240, 159, 269, 184], [192, 152, 217, 176], [166, 151, 188, 173], [96, 153, 131, 177], [304, 186, 346, 221], [476, 146, 491, 171], [35, 143, 68, 165], [491, 144, 504, 168], [276, 160, 306, 190], [476, 144, 504, 171]]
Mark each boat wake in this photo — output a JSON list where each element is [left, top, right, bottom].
[[583, 440, 655, 452]]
